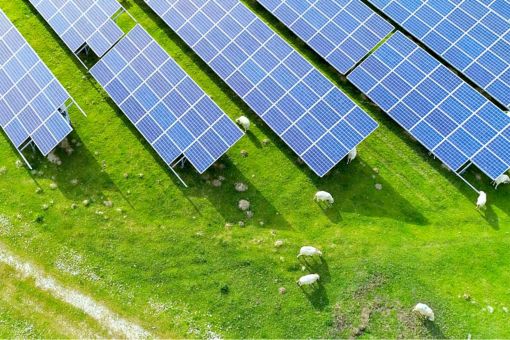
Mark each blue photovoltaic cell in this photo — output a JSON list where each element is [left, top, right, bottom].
[[258, 0, 394, 74], [348, 32, 510, 180], [29, 0, 124, 57], [90, 25, 243, 173], [145, 0, 379, 177], [0, 10, 72, 156], [368, 0, 510, 108]]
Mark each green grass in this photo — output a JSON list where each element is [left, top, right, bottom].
[[0, 0, 509, 338]]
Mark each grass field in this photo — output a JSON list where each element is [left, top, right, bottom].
[[0, 0, 509, 338]]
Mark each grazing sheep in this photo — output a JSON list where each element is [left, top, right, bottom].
[[297, 246, 322, 258], [413, 303, 435, 321], [314, 191, 334, 205], [476, 191, 487, 209], [297, 273, 320, 287], [235, 116, 250, 131], [493, 174, 510, 189], [347, 147, 357, 164]]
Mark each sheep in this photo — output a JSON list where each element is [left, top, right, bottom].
[[476, 191, 487, 209], [413, 303, 435, 321], [297, 273, 320, 287], [493, 174, 510, 189], [297, 246, 322, 259], [235, 116, 250, 131], [347, 147, 357, 164], [314, 191, 334, 205]]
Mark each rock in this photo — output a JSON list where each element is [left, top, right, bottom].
[[15, 160, 23, 168], [138, 173, 144, 179], [218, 176, 226, 181], [503, 307, 508, 313], [238, 221, 245, 227], [71, 203, 78, 209], [297, 158, 304, 164], [70, 179, 79, 185], [49, 182, 58, 190], [103, 200, 113, 208], [274, 240, 283, 247], [201, 173, 211, 180], [278, 287, 286, 295], [240, 150, 248, 157], [373, 167, 379, 174], [35, 187, 42, 194], [262, 138, 270, 146], [238, 199, 250, 211], [0, 167, 6, 175], [475, 174, 482, 181], [375, 183, 382, 190], [463, 293, 471, 301], [235, 182, 248, 192], [82, 199, 90, 207], [487, 305, 494, 313], [41, 204, 49, 211], [259, 221, 265, 226], [245, 210, 254, 219], [123, 173, 129, 179], [212, 179, 222, 187], [224, 223, 233, 229]]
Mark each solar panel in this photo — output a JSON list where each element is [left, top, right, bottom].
[[348, 32, 510, 180], [90, 25, 243, 173], [145, 0, 378, 177], [368, 0, 510, 108], [484, 0, 510, 20], [0, 9, 73, 157], [258, 0, 394, 74], [28, 0, 124, 57]]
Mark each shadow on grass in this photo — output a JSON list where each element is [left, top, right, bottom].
[[424, 320, 446, 339], [300, 283, 329, 311], [300, 256, 331, 283], [24, 132, 128, 206], [312, 157, 429, 225]]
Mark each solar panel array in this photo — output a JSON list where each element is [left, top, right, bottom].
[[145, 0, 378, 177], [29, 0, 124, 57], [0, 10, 73, 156], [349, 32, 510, 180], [90, 25, 243, 173], [258, 0, 394, 74], [484, 0, 510, 20], [368, 0, 510, 108]]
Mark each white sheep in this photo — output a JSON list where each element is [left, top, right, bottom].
[[235, 116, 250, 131], [347, 147, 357, 164], [476, 191, 487, 209], [297, 273, 320, 287], [413, 303, 435, 321], [493, 174, 510, 189], [314, 191, 334, 205], [297, 246, 322, 258]]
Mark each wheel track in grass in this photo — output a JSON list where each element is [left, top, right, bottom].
[[0, 242, 151, 339]]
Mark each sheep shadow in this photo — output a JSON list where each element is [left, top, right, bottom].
[[300, 283, 329, 311], [424, 320, 446, 339], [299, 256, 331, 283], [478, 204, 499, 230]]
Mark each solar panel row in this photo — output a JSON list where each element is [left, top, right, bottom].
[[258, 0, 394, 74], [145, 0, 378, 177], [483, 0, 510, 20], [349, 32, 510, 180], [368, 0, 510, 108], [90, 25, 243, 173], [29, 0, 124, 57], [0, 10, 73, 156]]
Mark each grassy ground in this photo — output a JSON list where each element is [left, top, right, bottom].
[[0, 0, 509, 338]]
